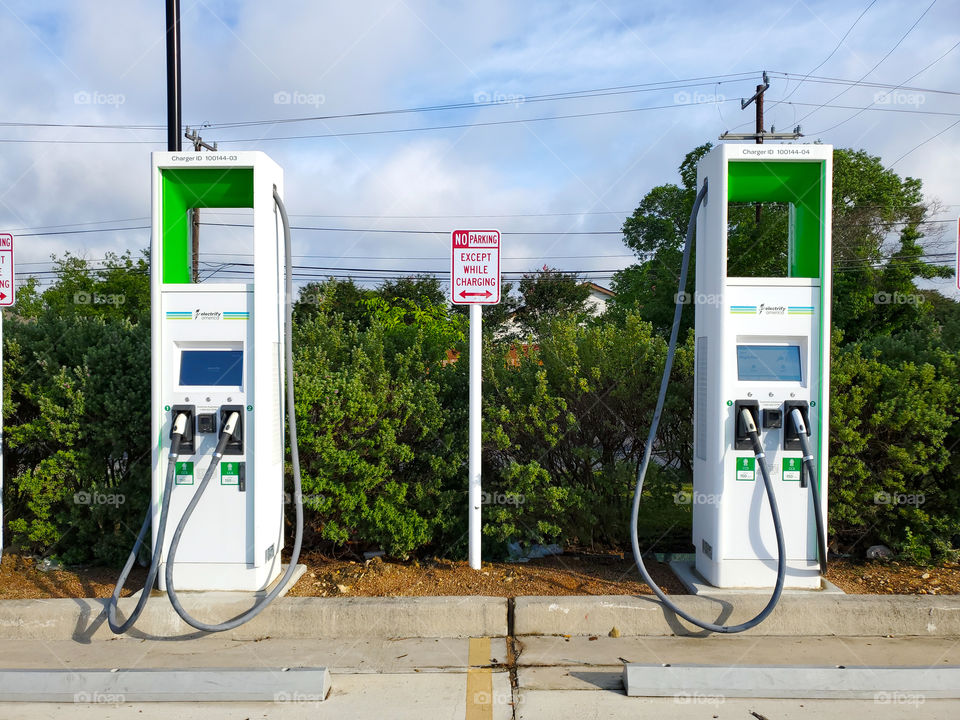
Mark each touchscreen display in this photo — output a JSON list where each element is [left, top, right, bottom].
[[179, 350, 243, 386], [736, 345, 802, 382]]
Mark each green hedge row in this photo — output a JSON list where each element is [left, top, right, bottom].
[[3, 261, 958, 565]]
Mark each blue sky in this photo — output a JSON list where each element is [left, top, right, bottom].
[[1, 0, 958, 294]]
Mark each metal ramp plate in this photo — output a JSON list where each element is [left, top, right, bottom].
[[622, 663, 960, 699], [0, 667, 332, 702]]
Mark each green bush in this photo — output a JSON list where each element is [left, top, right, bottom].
[[829, 334, 960, 562], [482, 311, 690, 549], [5, 254, 151, 565], [291, 297, 468, 557], [5, 253, 960, 567]]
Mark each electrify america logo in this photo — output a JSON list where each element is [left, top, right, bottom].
[[194, 309, 223, 320], [756, 304, 786, 316]]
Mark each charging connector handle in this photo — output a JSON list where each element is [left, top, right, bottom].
[[790, 407, 828, 576], [162, 187, 306, 633], [222, 411, 239, 437], [106, 412, 188, 634], [629, 179, 790, 634]]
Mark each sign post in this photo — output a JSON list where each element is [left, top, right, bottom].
[[451, 230, 500, 570], [0, 233, 14, 555]]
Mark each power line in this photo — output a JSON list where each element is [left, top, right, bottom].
[[794, 0, 938, 127], [812, 38, 960, 135], [770, 0, 878, 112], [201, 221, 623, 236], [205, 72, 762, 129], [9, 213, 951, 243], [890, 117, 960, 167], [15, 225, 149, 237], [3, 91, 958, 147]]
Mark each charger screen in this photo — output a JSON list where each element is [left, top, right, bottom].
[[179, 350, 243, 386], [736, 345, 802, 382]]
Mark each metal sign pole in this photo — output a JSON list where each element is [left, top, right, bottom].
[[451, 229, 500, 571], [468, 303, 482, 569], [0, 233, 15, 556]]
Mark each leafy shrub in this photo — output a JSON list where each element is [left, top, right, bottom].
[[292, 298, 468, 557], [5, 254, 151, 565], [829, 334, 960, 562], [482, 311, 690, 549]]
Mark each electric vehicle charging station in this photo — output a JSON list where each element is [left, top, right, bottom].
[[630, 143, 831, 634], [151, 151, 286, 593], [109, 150, 306, 634], [692, 143, 832, 590]]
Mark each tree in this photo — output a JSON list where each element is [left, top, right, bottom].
[[513, 266, 591, 333], [293, 278, 368, 327], [377, 275, 446, 307], [829, 149, 949, 341]]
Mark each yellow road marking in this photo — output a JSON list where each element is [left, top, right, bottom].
[[466, 637, 493, 720], [468, 637, 490, 667]]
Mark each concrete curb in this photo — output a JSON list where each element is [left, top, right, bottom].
[[513, 595, 960, 637], [4, 593, 959, 641], [0, 595, 508, 641]]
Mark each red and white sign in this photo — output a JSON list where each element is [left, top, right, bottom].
[[0, 234, 13, 307], [451, 230, 500, 304]]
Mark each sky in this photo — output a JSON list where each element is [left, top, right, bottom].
[[1, 0, 958, 296]]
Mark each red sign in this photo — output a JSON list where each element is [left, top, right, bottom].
[[451, 230, 500, 304], [0, 234, 13, 306]]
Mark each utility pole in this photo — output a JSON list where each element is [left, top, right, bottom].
[[742, 72, 769, 223], [165, 0, 182, 152], [185, 128, 218, 282]]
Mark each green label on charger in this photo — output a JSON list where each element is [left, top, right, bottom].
[[221, 461, 240, 486], [782, 457, 802, 481], [175, 461, 194, 485], [735, 457, 755, 481]]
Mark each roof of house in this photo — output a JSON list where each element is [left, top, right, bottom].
[[584, 282, 615, 297]]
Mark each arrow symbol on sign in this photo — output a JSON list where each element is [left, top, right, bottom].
[[0, 293, 6, 301], [459, 290, 492, 299]]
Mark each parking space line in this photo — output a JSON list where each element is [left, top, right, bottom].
[[466, 637, 493, 720]]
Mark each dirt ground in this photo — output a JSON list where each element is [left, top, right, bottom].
[[2, 550, 958, 599]]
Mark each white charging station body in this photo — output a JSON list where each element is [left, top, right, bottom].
[[150, 151, 286, 592], [692, 144, 832, 589]]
